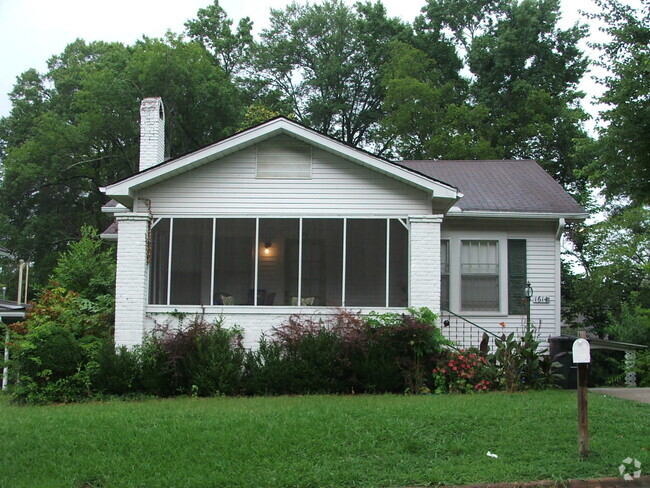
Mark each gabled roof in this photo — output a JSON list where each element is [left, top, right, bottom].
[[399, 160, 587, 219], [103, 117, 461, 207]]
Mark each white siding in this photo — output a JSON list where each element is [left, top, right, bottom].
[[135, 135, 430, 216], [441, 218, 561, 348]]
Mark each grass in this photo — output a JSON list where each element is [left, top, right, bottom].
[[0, 391, 648, 488]]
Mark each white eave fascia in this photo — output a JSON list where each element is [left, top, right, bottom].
[[100, 232, 118, 242], [446, 210, 589, 220], [101, 203, 128, 214], [104, 118, 460, 202], [0, 311, 27, 319]]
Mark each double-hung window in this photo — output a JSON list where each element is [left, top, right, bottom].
[[460, 240, 500, 311]]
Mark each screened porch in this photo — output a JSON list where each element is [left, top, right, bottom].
[[148, 217, 409, 308]]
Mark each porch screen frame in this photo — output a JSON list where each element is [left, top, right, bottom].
[[148, 216, 409, 307]]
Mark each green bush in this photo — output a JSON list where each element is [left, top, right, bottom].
[[10, 307, 451, 402], [147, 315, 246, 396], [11, 325, 92, 404], [490, 330, 561, 392], [242, 308, 448, 395], [8, 286, 109, 403], [90, 340, 143, 396], [636, 350, 650, 386]]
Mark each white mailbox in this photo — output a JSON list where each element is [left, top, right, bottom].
[[572, 338, 591, 364]]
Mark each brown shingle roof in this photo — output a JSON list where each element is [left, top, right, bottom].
[[398, 159, 586, 215]]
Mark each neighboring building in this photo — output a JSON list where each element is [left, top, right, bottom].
[[102, 98, 587, 348]]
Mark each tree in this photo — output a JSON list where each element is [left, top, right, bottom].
[[381, 41, 497, 159], [0, 36, 244, 285], [563, 207, 650, 334], [584, 0, 650, 206], [396, 0, 592, 193], [251, 0, 411, 151], [184, 0, 254, 77]]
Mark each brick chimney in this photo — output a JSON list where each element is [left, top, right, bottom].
[[139, 97, 165, 172]]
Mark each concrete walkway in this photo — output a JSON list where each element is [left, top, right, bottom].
[[590, 387, 650, 404]]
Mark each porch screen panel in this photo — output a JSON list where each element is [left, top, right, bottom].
[[461, 240, 499, 311], [213, 219, 256, 306], [149, 218, 170, 304], [345, 219, 386, 307], [170, 219, 213, 305], [440, 240, 449, 310], [259, 218, 299, 306], [302, 219, 343, 306], [389, 219, 408, 307]]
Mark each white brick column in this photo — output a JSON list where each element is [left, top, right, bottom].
[[409, 215, 443, 313], [114, 213, 150, 347]]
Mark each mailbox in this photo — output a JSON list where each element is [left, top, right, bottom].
[[572, 338, 591, 364]]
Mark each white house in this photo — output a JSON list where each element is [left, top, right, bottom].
[[102, 98, 587, 349]]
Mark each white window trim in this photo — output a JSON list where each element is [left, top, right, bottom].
[[443, 232, 509, 317]]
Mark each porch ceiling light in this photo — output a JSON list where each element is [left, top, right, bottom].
[[263, 242, 272, 255]]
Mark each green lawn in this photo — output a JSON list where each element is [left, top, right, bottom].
[[0, 391, 648, 488]]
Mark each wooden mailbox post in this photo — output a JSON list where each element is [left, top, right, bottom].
[[573, 332, 591, 458]]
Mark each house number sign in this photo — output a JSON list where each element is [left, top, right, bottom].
[[532, 296, 550, 304]]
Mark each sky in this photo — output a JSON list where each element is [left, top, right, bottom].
[[0, 0, 634, 122]]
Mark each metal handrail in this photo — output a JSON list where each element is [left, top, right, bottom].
[[440, 308, 500, 339]]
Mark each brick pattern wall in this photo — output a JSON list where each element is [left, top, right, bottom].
[[139, 97, 165, 172], [409, 215, 442, 313], [114, 213, 150, 347]]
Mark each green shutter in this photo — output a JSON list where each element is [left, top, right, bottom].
[[508, 240, 527, 315]]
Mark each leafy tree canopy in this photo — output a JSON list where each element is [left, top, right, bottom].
[[583, 0, 650, 206], [382, 0, 592, 195], [0, 36, 243, 283], [251, 0, 412, 151]]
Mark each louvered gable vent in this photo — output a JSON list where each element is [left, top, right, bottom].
[[256, 135, 312, 179]]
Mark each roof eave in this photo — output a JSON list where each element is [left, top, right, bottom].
[[447, 210, 589, 220]]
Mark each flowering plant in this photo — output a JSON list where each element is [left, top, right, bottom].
[[432, 349, 493, 394]]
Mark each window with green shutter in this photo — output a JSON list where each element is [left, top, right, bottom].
[[507, 239, 527, 315]]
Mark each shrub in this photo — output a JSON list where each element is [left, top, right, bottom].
[[636, 350, 650, 386], [243, 308, 447, 395], [10, 325, 93, 404], [366, 308, 449, 392], [491, 330, 561, 392], [432, 349, 493, 394], [90, 340, 143, 396], [52, 225, 116, 324], [148, 315, 246, 396], [8, 286, 110, 403]]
